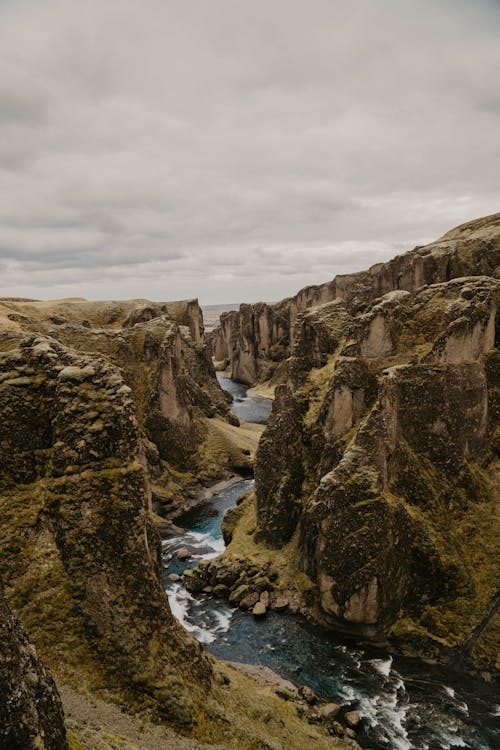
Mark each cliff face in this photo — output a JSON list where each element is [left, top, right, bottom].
[[0, 297, 246, 510], [0, 335, 212, 726], [0, 297, 231, 725], [212, 212, 500, 384], [0, 589, 67, 750], [251, 214, 500, 666], [0, 301, 349, 749]]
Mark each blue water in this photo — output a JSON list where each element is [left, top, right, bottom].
[[217, 373, 272, 424], [161, 379, 499, 750]]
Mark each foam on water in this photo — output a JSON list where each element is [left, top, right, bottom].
[[168, 583, 233, 644], [369, 656, 393, 677], [357, 670, 412, 750]]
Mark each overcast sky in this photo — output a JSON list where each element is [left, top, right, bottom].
[[0, 0, 499, 304]]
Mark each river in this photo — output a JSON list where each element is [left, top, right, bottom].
[[161, 377, 499, 750]]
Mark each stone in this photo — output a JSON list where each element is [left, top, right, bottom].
[[229, 584, 251, 604], [57, 364, 96, 382], [259, 590, 270, 607], [345, 710, 361, 728], [273, 596, 289, 611], [239, 592, 260, 609], [328, 720, 344, 736], [319, 702, 342, 721], [176, 548, 192, 560], [305, 708, 321, 724], [252, 601, 267, 617], [345, 727, 357, 738], [167, 573, 181, 582], [298, 685, 316, 704]]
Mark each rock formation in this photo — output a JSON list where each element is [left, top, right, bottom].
[[0, 588, 67, 750], [212, 212, 500, 384], [0, 297, 255, 510], [0, 334, 212, 726], [225, 213, 500, 667]]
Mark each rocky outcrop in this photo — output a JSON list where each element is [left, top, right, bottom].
[[212, 212, 500, 384], [0, 296, 205, 343], [0, 297, 236, 513], [229, 213, 500, 667], [0, 588, 67, 750], [0, 336, 212, 726]]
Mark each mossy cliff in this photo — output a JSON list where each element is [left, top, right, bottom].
[[0, 297, 254, 511], [211, 212, 500, 384], [222, 214, 500, 670], [0, 587, 67, 750], [0, 336, 212, 727], [0, 304, 348, 750]]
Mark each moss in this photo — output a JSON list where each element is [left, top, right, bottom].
[[67, 730, 88, 750], [188, 662, 349, 750], [196, 417, 263, 481], [220, 494, 305, 596], [301, 353, 337, 429], [387, 444, 500, 663]]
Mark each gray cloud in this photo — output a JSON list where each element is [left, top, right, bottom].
[[0, 0, 499, 303]]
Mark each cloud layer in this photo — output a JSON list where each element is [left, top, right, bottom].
[[1, 0, 499, 303]]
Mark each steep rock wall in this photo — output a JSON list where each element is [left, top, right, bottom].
[[248, 214, 500, 665], [0, 336, 212, 727], [0, 298, 235, 512], [0, 589, 67, 750], [212, 212, 500, 384]]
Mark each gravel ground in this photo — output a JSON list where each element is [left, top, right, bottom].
[[60, 684, 227, 750]]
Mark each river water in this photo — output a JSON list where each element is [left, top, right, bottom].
[[162, 379, 499, 750], [216, 373, 272, 424]]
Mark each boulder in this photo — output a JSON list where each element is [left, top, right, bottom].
[[273, 596, 289, 611], [239, 592, 260, 610], [298, 685, 316, 705], [252, 602, 267, 617], [229, 584, 252, 604], [259, 590, 270, 607], [345, 710, 361, 728], [319, 702, 342, 721], [176, 548, 192, 560]]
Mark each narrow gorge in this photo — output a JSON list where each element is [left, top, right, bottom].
[[1, 213, 499, 750]]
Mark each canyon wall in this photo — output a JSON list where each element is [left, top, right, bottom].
[[229, 213, 500, 667], [0, 297, 349, 749], [0, 297, 256, 510], [0, 588, 67, 750], [212, 212, 500, 384], [0, 333, 212, 727]]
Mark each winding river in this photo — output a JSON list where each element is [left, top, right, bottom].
[[162, 377, 499, 750]]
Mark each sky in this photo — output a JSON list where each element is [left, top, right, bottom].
[[0, 0, 499, 304]]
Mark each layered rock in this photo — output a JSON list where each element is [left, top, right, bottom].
[[212, 212, 500, 384], [0, 336, 211, 726], [246, 214, 500, 666], [0, 588, 67, 750]]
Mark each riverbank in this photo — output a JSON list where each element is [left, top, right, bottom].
[[162, 475, 499, 750]]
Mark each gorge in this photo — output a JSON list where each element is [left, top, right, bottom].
[[1, 212, 499, 750]]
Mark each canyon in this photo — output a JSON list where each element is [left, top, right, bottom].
[[1, 212, 499, 750], [209, 212, 499, 671]]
